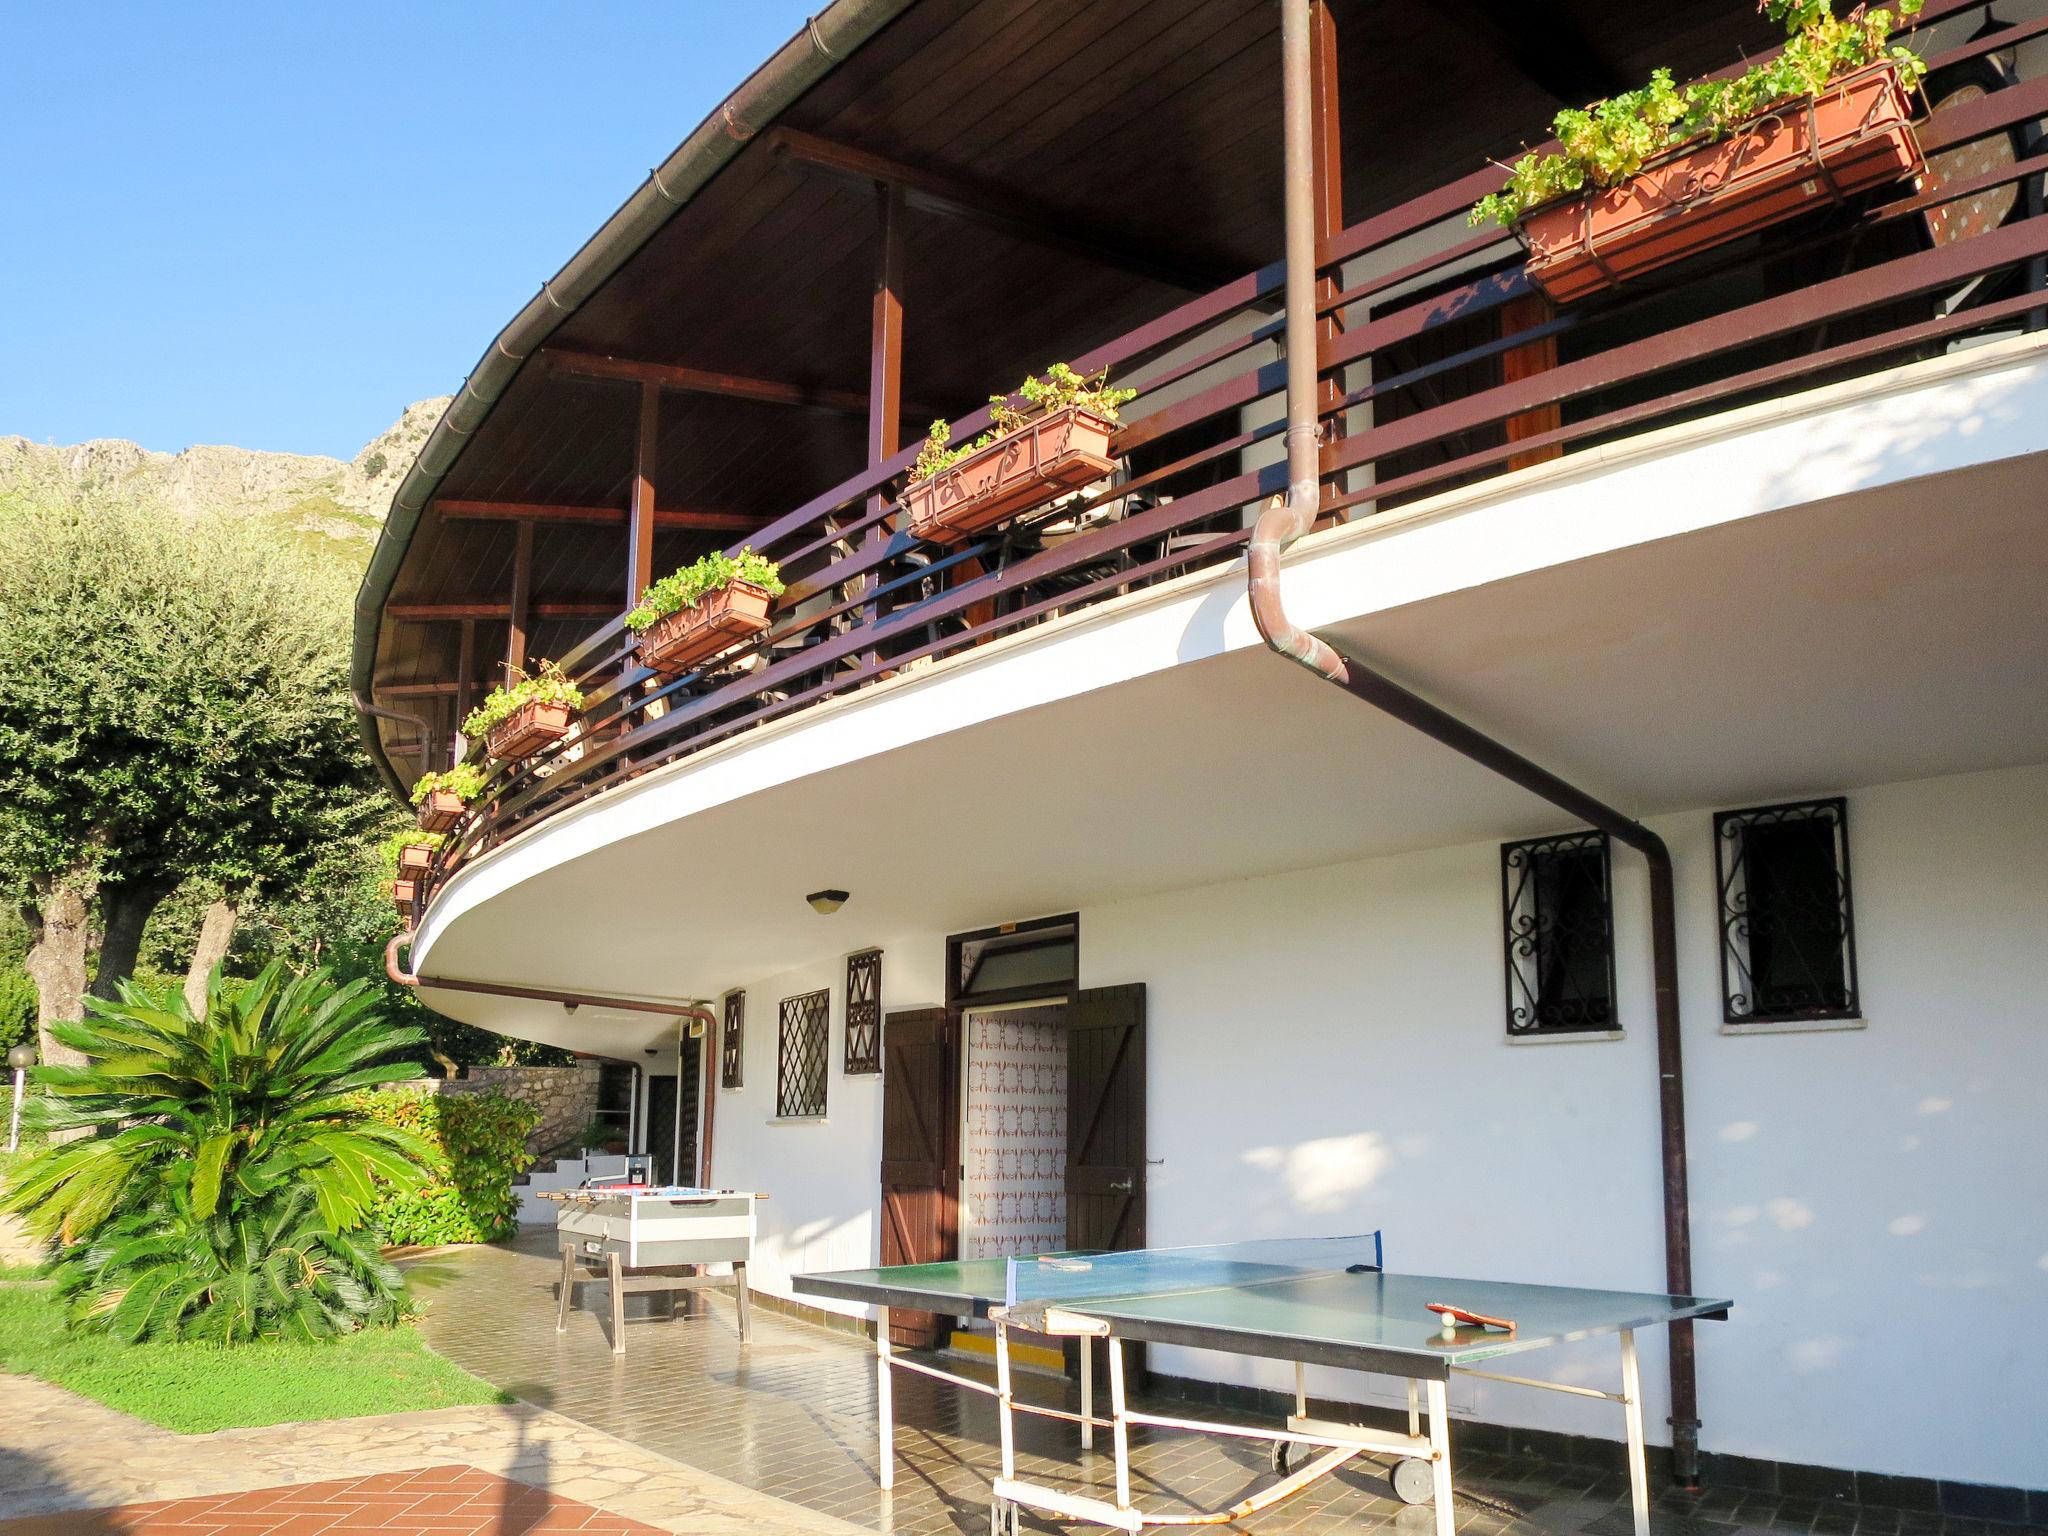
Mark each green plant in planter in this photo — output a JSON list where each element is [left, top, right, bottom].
[[1470, 0, 1926, 228], [409, 762, 487, 808], [625, 548, 785, 633], [912, 363, 1139, 481], [377, 829, 444, 876], [461, 661, 583, 741]]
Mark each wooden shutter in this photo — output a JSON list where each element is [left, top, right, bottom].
[[1066, 984, 1146, 1253], [879, 1007, 958, 1347]]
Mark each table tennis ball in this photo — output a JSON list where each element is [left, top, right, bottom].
[[1441, 1313, 1458, 1339]]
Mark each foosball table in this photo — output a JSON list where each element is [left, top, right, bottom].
[[541, 1184, 759, 1355]]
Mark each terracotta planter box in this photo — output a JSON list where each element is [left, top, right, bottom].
[[396, 842, 437, 879], [416, 789, 466, 833], [390, 877, 419, 912], [902, 405, 1117, 545], [486, 700, 574, 761], [1518, 62, 1924, 304], [636, 580, 775, 675]]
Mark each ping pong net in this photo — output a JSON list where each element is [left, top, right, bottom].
[[1002, 1232, 1384, 1312]]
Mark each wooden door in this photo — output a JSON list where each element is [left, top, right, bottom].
[[879, 1007, 959, 1347], [1067, 984, 1146, 1252]]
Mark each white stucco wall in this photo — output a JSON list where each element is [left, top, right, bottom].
[[1078, 762, 2048, 1488], [708, 931, 942, 1313], [707, 762, 2047, 1488]]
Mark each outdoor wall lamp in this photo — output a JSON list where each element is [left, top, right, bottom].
[[806, 889, 850, 915]]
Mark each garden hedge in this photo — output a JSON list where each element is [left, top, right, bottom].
[[349, 1089, 540, 1246]]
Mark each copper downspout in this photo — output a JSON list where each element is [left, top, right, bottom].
[[384, 931, 719, 1185], [1249, 0, 1701, 1486]]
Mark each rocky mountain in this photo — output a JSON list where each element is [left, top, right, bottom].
[[0, 397, 449, 559]]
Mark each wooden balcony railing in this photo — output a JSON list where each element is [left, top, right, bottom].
[[414, 3, 2048, 910]]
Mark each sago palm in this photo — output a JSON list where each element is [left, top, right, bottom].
[[51, 1183, 407, 1342], [1, 963, 433, 1247]]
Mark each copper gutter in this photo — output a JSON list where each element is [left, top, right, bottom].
[[1250, 0, 1700, 1486], [385, 930, 719, 1184]]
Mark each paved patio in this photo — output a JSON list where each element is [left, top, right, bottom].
[[411, 1235, 2044, 1536], [0, 1368, 868, 1536]]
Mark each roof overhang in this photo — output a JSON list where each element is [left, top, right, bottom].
[[350, 0, 918, 796]]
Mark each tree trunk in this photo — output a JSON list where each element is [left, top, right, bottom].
[[89, 878, 172, 1001], [25, 875, 93, 1070], [183, 899, 239, 1018]]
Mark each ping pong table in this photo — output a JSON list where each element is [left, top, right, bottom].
[[793, 1235, 1730, 1536]]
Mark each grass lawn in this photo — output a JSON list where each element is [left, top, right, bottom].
[[0, 1279, 508, 1432]]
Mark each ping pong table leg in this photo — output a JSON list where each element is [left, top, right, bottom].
[[995, 1321, 1019, 1484], [1407, 1378, 1420, 1437], [556, 1243, 575, 1333], [876, 1306, 895, 1491], [1425, 1378, 1455, 1536], [1620, 1329, 1649, 1536], [1081, 1338, 1094, 1451], [607, 1250, 626, 1356], [1108, 1338, 1133, 1512]]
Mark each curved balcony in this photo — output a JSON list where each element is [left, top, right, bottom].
[[371, 0, 2048, 921]]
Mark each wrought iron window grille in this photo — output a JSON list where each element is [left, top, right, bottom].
[[721, 990, 745, 1090], [777, 989, 829, 1118], [1501, 831, 1618, 1035], [1714, 797, 1859, 1024], [844, 950, 881, 1075]]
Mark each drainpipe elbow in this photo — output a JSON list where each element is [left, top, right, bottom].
[[385, 929, 420, 988], [1249, 482, 1347, 685]]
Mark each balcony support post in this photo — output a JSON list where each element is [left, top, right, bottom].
[[508, 519, 533, 682], [628, 382, 660, 610], [454, 618, 476, 762], [862, 180, 906, 663]]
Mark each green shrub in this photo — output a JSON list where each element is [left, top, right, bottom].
[[0, 971, 32, 1053], [625, 548, 785, 632], [360, 450, 388, 480], [349, 1088, 539, 1246], [461, 661, 583, 741]]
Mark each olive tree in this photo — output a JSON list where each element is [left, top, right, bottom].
[[0, 488, 382, 1062]]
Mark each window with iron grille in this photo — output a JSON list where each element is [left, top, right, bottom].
[[777, 989, 829, 1118], [1714, 797, 1858, 1025], [720, 990, 745, 1090], [844, 950, 881, 1075], [1502, 831, 1617, 1036]]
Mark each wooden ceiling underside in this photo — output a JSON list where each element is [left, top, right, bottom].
[[373, 0, 1766, 738]]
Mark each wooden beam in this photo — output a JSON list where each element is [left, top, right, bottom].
[[545, 348, 874, 416], [386, 599, 617, 622], [768, 127, 1238, 294], [628, 382, 659, 608], [1425, 0, 1633, 105], [508, 520, 534, 678], [434, 499, 760, 532]]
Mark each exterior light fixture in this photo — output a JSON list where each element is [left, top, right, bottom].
[[807, 889, 850, 915], [563, 1001, 580, 1015]]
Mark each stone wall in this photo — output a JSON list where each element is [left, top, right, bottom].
[[412, 1063, 600, 1157]]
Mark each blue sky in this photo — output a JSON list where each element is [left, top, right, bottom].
[[0, 3, 821, 459]]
